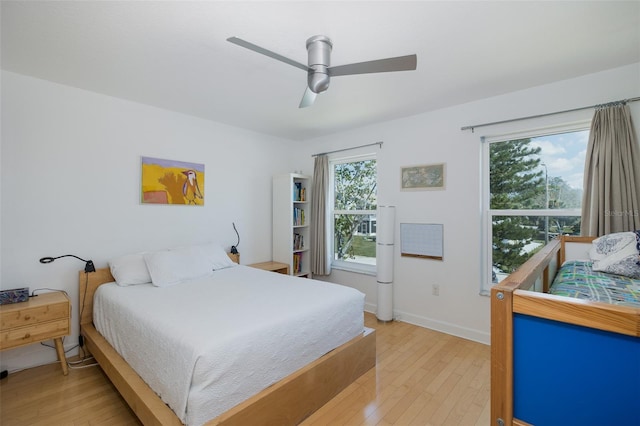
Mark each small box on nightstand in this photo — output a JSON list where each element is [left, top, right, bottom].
[[0, 287, 29, 305]]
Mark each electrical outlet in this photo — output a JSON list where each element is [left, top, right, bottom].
[[432, 284, 440, 296]]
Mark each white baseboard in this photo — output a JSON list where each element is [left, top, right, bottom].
[[365, 306, 490, 345]]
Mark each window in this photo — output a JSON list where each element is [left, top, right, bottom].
[[481, 124, 589, 293], [330, 155, 377, 274]]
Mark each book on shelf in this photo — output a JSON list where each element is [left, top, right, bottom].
[[293, 182, 307, 202], [293, 233, 304, 250], [293, 252, 303, 274], [293, 207, 306, 226]]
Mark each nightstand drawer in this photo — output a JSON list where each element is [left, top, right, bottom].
[[0, 300, 69, 330], [1, 318, 70, 350]]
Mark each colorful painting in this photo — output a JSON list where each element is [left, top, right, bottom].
[[401, 163, 446, 190], [141, 156, 204, 205]]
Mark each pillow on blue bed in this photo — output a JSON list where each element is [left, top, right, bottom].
[[589, 231, 640, 279], [109, 253, 152, 286]]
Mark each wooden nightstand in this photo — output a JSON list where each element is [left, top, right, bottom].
[[0, 292, 71, 375], [248, 261, 290, 275]]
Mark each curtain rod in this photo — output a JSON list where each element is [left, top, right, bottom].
[[461, 96, 640, 132], [311, 141, 383, 157]]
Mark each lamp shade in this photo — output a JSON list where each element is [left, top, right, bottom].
[[376, 205, 395, 322], [376, 244, 394, 283], [377, 205, 395, 245]]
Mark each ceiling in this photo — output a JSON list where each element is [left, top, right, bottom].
[[2, 1, 639, 141]]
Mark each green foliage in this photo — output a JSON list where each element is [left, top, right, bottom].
[[531, 176, 583, 210], [352, 235, 376, 257], [334, 160, 377, 210], [490, 136, 584, 275], [531, 175, 582, 238], [334, 160, 377, 260], [492, 216, 537, 273], [490, 139, 544, 273], [490, 139, 543, 209]]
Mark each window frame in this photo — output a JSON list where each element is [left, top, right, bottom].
[[329, 153, 377, 275], [480, 121, 590, 294]]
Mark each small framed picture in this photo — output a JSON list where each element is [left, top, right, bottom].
[[401, 163, 446, 190]]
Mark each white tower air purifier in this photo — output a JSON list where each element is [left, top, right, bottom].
[[376, 205, 395, 322]]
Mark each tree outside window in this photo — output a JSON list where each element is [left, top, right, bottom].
[[485, 128, 588, 290], [332, 157, 377, 271]]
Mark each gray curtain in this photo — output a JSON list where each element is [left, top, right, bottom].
[[581, 103, 640, 236], [310, 155, 331, 275]]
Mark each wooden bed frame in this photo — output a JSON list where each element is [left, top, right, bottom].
[[79, 266, 376, 426], [491, 235, 640, 426]]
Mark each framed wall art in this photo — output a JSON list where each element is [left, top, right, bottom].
[[141, 156, 205, 205], [401, 163, 446, 190]]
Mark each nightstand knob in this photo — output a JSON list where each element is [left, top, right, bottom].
[[23, 333, 31, 339], [24, 315, 31, 320]]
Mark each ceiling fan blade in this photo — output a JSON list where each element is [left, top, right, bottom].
[[227, 37, 310, 72], [328, 54, 417, 77], [299, 87, 317, 108]]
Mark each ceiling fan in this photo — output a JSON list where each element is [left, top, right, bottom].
[[227, 35, 417, 108]]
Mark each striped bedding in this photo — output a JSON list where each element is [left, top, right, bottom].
[[549, 260, 640, 308]]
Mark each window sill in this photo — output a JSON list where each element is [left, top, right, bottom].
[[331, 261, 377, 276]]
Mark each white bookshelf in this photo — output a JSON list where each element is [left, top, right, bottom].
[[273, 173, 311, 277]]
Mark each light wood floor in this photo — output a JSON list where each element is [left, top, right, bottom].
[[0, 313, 490, 425]]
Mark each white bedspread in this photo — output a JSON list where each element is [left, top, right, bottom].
[[93, 265, 364, 426]]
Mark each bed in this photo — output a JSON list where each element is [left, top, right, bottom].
[[79, 249, 376, 426], [491, 235, 640, 426]]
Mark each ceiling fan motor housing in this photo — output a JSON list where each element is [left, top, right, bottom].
[[228, 34, 417, 107], [306, 35, 332, 94]]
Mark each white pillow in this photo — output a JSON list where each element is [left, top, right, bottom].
[[144, 245, 213, 287], [589, 231, 637, 261], [109, 253, 152, 286], [200, 243, 237, 270], [590, 232, 640, 279]]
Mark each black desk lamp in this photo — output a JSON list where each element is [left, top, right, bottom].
[[39, 254, 96, 273], [230, 222, 240, 254]]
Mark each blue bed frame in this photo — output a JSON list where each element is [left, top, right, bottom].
[[513, 314, 639, 425], [491, 236, 640, 426]]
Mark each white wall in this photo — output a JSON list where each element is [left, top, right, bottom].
[[2, 63, 638, 373], [0, 71, 296, 372], [305, 63, 640, 344]]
